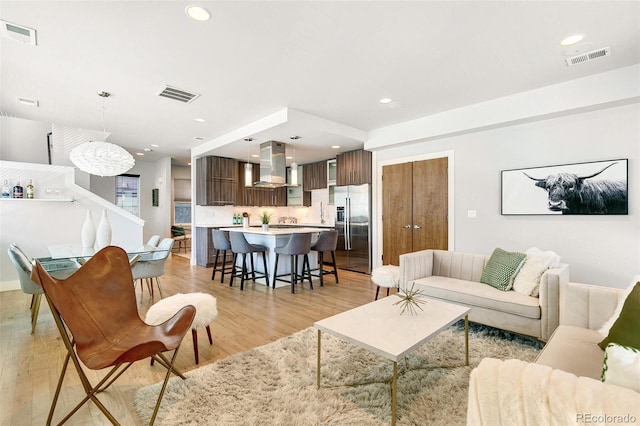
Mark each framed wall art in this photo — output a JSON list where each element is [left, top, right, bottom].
[[501, 158, 628, 215]]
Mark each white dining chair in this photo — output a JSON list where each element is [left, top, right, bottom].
[[131, 238, 174, 299]]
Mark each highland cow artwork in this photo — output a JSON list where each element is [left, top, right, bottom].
[[501, 159, 628, 215]]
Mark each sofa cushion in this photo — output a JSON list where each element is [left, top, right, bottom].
[[601, 343, 640, 392], [535, 325, 605, 379], [599, 279, 639, 337], [480, 248, 526, 291], [414, 276, 540, 319], [513, 247, 561, 297], [598, 282, 640, 351]]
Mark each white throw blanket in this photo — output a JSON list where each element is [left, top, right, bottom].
[[467, 358, 640, 426]]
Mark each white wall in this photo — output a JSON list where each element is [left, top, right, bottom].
[[373, 103, 639, 288], [0, 117, 51, 164]]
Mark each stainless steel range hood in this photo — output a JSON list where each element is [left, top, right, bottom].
[[254, 140, 286, 188]]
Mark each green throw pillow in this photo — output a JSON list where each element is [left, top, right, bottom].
[[480, 248, 526, 291], [598, 282, 640, 350]]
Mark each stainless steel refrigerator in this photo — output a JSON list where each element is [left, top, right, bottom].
[[334, 184, 371, 273]]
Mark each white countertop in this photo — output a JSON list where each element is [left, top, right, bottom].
[[197, 223, 334, 228], [219, 226, 329, 235]]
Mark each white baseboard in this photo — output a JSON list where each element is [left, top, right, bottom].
[[0, 280, 21, 292]]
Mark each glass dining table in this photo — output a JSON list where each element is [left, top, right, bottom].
[[37, 244, 169, 276]]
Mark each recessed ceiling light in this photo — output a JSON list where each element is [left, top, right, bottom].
[[290, 135, 301, 140], [251, 154, 259, 158], [286, 156, 293, 160], [150, 144, 159, 147], [194, 118, 206, 123], [560, 33, 585, 46], [331, 145, 341, 149], [136, 152, 144, 156], [194, 137, 204, 141], [144, 148, 152, 152], [185, 5, 211, 21], [244, 137, 254, 142], [187, 162, 192, 166], [379, 98, 392, 104]]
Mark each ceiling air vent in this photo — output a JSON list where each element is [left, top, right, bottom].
[[565, 47, 611, 67], [156, 85, 200, 104], [1, 20, 37, 45]]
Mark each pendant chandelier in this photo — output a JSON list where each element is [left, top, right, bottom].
[[70, 91, 135, 177]]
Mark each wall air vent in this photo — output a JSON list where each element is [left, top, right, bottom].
[[565, 47, 611, 67], [157, 85, 200, 104], [1, 20, 37, 45]]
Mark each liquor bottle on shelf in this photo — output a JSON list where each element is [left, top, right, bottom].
[[12, 181, 24, 199], [26, 179, 35, 199], [1, 180, 10, 198]]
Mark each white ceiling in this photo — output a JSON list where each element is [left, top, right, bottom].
[[1, 1, 638, 167]]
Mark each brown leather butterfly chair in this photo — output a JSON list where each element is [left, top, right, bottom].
[[31, 246, 195, 426]]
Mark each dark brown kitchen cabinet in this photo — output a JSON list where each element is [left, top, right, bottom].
[[196, 156, 238, 206], [303, 161, 327, 190], [336, 149, 372, 186]]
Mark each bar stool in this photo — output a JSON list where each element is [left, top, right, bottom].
[[211, 230, 232, 283], [310, 230, 339, 287], [274, 233, 313, 294], [229, 232, 270, 290]]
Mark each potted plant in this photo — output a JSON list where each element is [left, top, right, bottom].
[[260, 211, 272, 231]]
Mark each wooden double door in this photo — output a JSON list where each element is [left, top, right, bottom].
[[382, 157, 448, 265]]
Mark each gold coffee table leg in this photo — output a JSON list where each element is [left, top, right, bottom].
[[391, 361, 397, 426], [465, 315, 469, 366], [317, 329, 321, 389]]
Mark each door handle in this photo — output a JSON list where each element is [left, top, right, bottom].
[[413, 225, 422, 229], [403, 224, 411, 229]]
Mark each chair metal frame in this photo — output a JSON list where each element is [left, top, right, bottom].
[[31, 246, 195, 426]]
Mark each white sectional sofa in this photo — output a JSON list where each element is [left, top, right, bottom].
[[399, 249, 569, 341], [467, 280, 640, 425]]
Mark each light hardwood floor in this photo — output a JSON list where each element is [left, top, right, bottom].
[[0, 254, 381, 425]]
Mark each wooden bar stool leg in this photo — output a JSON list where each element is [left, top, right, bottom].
[[290, 255, 296, 293], [261, 252, 270, 288], [304, 254, 313, 289], [375, 286, 380, 300], [191, 329, 199, 364], [211, 249, 220, 280], [229, 253, 237, 287], [220, 250, 227, 283], [240, 254, 247, 291], [318, 252, 324, 287], [331, 251, 339, 284], [249, 254, 256, 282], [205, 325, 213, 345], [273, 254, 280, 289]]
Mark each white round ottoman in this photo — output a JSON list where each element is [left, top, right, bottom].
[[371, 265, 400, 300], [145, 292, 218, 364]]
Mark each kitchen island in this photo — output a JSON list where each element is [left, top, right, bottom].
[[219, 227, 328, 289]]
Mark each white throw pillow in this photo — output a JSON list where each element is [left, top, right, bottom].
[[512, 247, 561, 297], [601, 343, 640, 392], [598, 278, 639, 337]]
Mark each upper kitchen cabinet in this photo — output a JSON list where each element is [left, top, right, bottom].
[[303, 160, 328, 190], [196, 156, 238, 206], [336, 149, 372, 185]]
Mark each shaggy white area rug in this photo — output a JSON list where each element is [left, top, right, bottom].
[[135, 324, 541, 425]]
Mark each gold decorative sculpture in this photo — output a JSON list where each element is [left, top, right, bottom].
[[393, 281, 427, 315]]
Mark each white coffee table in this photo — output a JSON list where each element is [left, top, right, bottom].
[[314, 296, 470, 426]]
